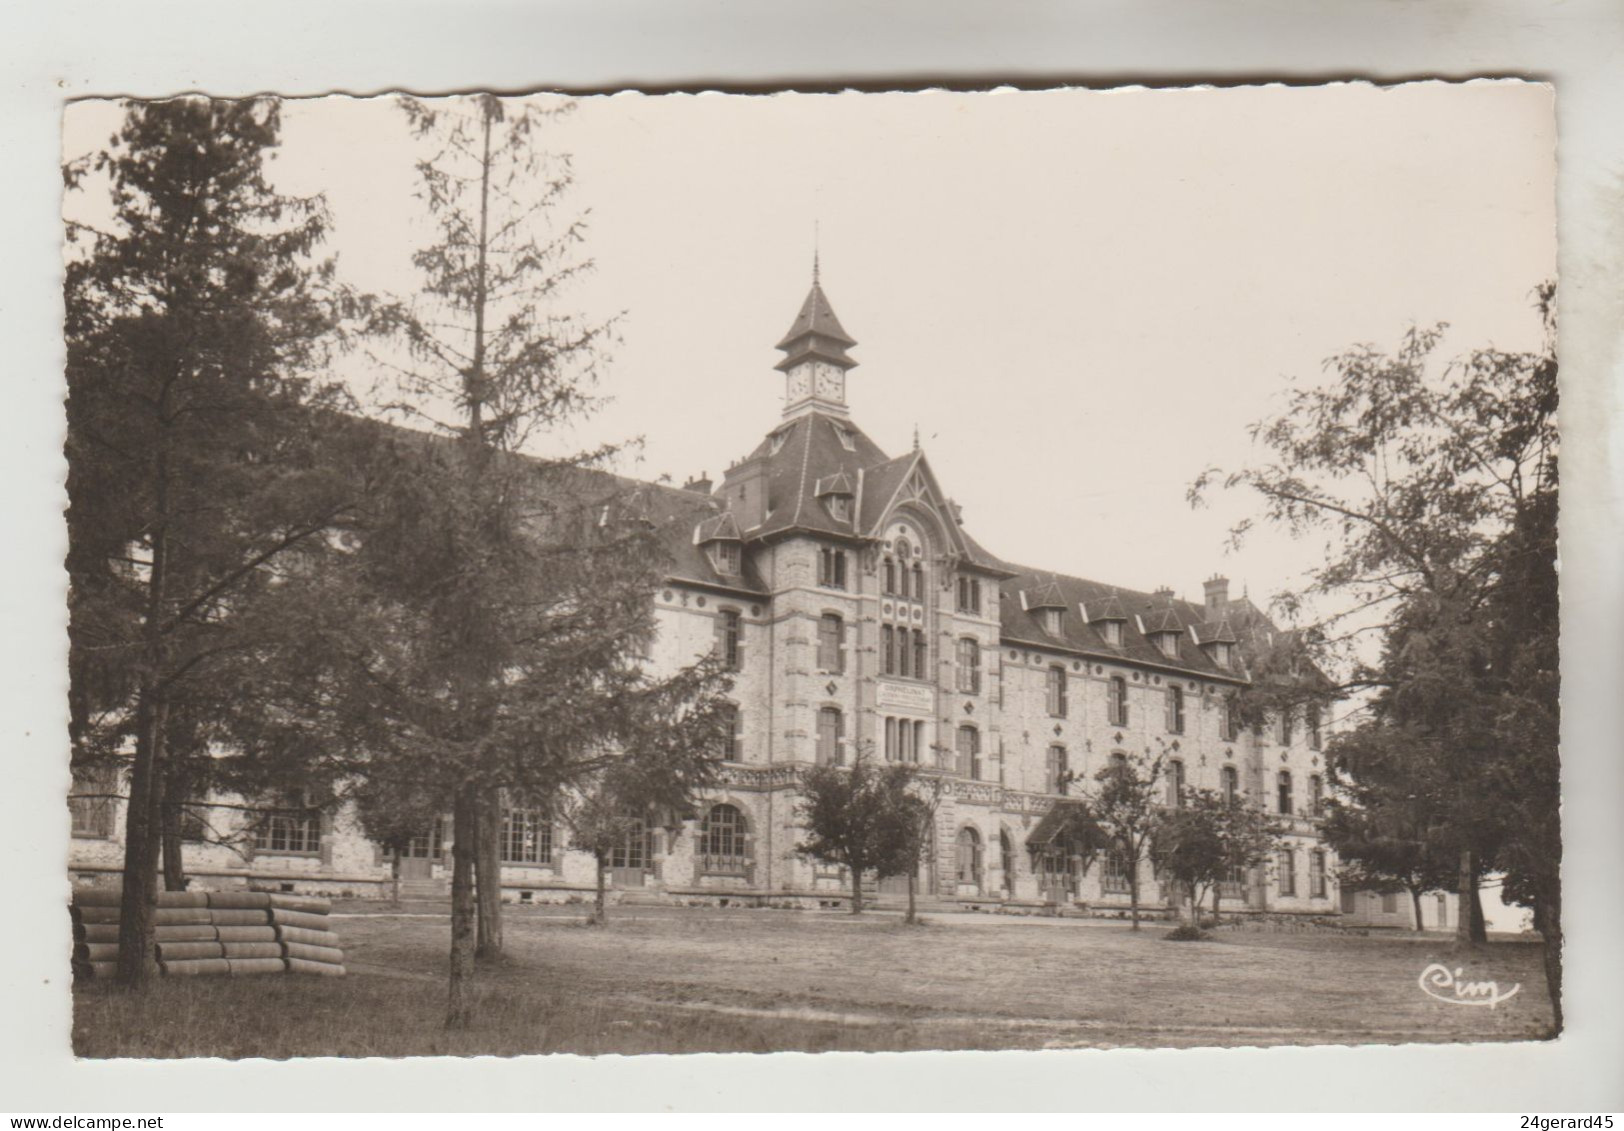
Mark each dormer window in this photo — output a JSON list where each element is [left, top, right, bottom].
[[832, 423, 857, 452], [1210, 641, 1232, 669], [814, 472, 855, 526], [1155, 632, 1180, 659], [1099, 620, 1123, 646], [710, 541, 741, 576], [826, 495, 850, 522], [1039, 608, 1063, 636]]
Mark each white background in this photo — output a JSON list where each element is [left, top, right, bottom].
[[3, 0, 1621, 1114]]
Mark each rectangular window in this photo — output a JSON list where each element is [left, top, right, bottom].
[[1100, 620, 1123, 647], [957, 576, 982, 615], [1308, 774, 1324, 817], [956, 637, 981, 694], [896, 624, 911, 678], [914, 720, 927, 766], [1277, 850, 1297, 897], [1220, 696, 1240, 742], [1101, 849, 1132, 895], [719, 704, 743, 761], [501, 809, 553, 864], [1309, 850, 1327, 898], [1221, 765, 1239, 806], [1046, 745, 1068, 795], [882, 625, 896, 675], [1381, 891, 1398, 914], [717, 609, 743, 671], [818, 548, 848, 590], [1047, 666, 1068, 718], [1107, 675, 1128, 726], [68, 765, 118, 839], [1170, 762, 1186, 806], [956, 726, 981, 780], [817, 613, 845, 673], [913, 629, 927, 679], [713, 542, 740, 575], [816, 707, 843, 766], [254, 795, 322, 855], [1277, 772, 1293, 816], [884, 716, 898, 761], [1308, 704, 1322, 751], [1166, 685, 1185, 734], [1278, 708, 1294, 746]]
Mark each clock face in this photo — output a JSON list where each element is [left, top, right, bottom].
[[787, 369, 811, 402], [815, 366, 842, 400]]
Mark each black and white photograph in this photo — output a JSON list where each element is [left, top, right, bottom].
[[51, 81, 1567, 1062]]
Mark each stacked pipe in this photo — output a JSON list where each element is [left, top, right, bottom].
[[70, 889, 344, 978]]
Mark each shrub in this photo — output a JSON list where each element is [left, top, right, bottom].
[[1164, 923, 1209, 942]]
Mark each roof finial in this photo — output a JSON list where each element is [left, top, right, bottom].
[[912, 423, 920, 451], [813, 220, 820, 284]]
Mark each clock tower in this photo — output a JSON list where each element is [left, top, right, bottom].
[[775, 262, 857, 418]]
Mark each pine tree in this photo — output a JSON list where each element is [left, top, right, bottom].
[[64, 98, 351, 986]]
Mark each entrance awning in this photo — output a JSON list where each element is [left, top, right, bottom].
[[1025, 799, 1101, 850]]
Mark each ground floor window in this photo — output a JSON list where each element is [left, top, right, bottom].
[[955, 826, 983, 887], [1436, 892, 1449, 927], [254, 795, 322, 854], [1309, 849, 1328, 898], [610, 818, 650, 871], [69, 764, 119, 839], [700, 803, 750, 873], [1101, 847, 1132, 895], [1276, 849, 1297, 897], [501, 808, 552, 864], [1381, 890, 1398, 914]]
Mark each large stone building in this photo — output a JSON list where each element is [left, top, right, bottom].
[[69, 273, 1379, 921]]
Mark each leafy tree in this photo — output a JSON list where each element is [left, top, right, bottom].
[[892, 775, 944, 926], [353, 777, 448, 905], [796, 754, 921, 915], [63, 98, 353, 986], [1194, 285, 1559, 1021], [1210, 791, 1285, 924], [1085, 751, 1165, 930], [1150, 792, 1227, 927], [1321, 722, 1460, 929]]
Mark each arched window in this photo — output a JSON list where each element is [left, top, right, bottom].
[[1221, 765, 1240, 806], [701, 803, 749, 871], [881, 625, 896, 675], [896, 537, 911, 561], [817, 707, 843, 766], [912, 628, 927, 677], [956, 725, 980, 780], [883, 557, 897, 595], [896, 625, 911, 677], [911, 562, 925, 601], [956, 826, 983, 888], [1277, 770, 1294, 815]]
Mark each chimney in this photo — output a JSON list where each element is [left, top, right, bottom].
[[682, 471, 713, 496], [1203, 575, 1229, 617], [1153, 585, 1175, 600]]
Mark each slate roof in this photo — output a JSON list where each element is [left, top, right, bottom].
[[996, 564, 1254, 681], [774, 281, 858, 371]]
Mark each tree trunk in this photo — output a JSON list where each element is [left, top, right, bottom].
[[1410, 886, 1425, 932], [475, 788, 503, 961], [115, 693, 166, 987], [1128, 863, 1141, 931], [1189, 881, 1201, 927], [906, 869, 917, 925], [593, 850, 608, 925], [1455, 847, 1476, 946], [160, 793, 187, 893], [445, 785, 478, 1030], [391, 854, 402, 908], [1212, 885, 1221, 927], [850, 865, 864, 915], [1469, 878, 1488, 943]]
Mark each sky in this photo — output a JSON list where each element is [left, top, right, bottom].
[[62, 82, 1556, 626]]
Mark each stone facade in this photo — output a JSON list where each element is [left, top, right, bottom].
[[66, 275, 1397, 919]]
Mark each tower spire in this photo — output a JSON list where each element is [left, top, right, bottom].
[[813, 220, 820, 284], [775, 255, 857, 418]]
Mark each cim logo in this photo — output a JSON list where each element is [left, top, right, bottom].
[[1418, 962, 1523, 1009]]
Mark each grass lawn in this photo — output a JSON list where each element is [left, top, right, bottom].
[[73, 903, 1555, 1058]]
